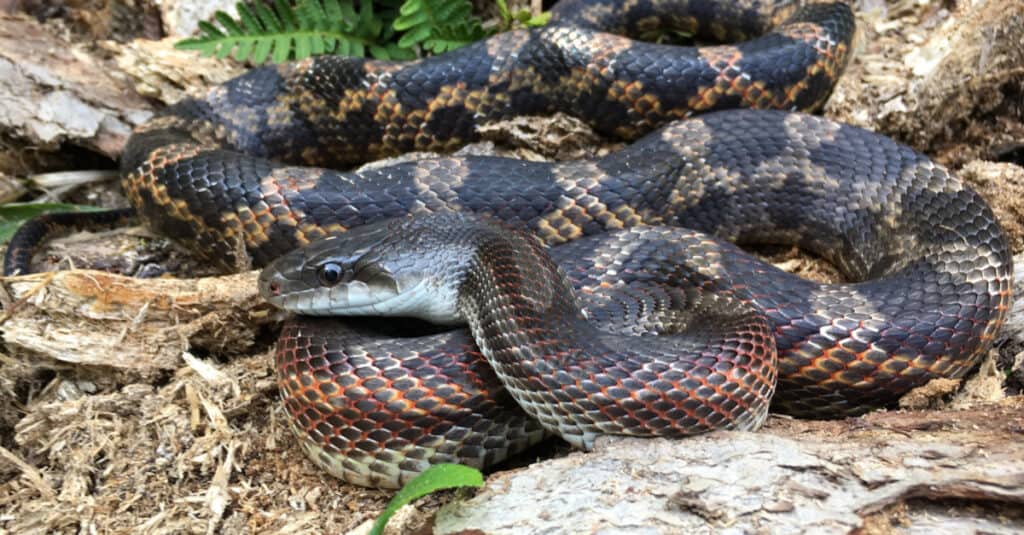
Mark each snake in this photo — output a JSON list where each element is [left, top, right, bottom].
[[2, 0, 1014, 489]]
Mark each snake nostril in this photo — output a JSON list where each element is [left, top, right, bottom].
[[269, 280, 280, 295]]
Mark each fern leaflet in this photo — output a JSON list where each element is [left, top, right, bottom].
[[393, 0, 486, 54], [176, 0, 412, 62], [175, 0, 550, 62]]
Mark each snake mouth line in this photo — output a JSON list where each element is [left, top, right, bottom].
[[265, 274, 467, 326]]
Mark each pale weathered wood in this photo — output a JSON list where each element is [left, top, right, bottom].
[[436, 401, 1024, 534], [0, 14, 152, 158], [1, 269, 274, 372]]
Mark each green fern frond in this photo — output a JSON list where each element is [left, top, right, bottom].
[[176, 0, 407, 62], [393, 0, 487, 54], [496, 0, 551, 30], [175, 0, 549, 63], [420, 19, 485, 54]]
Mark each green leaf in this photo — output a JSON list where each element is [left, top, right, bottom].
[[397, 24, 431, 47], [215, 39, 235, 59], [0, 203, 106, 243], [339, 0, 359, 25], [175, 0, 495, 63], [494, 0, 550, 31], [311, 33, 326, 55], [254, 3, 282, 32], [526, 12, 551, 27], [275, 0, 298, 30], [324, 0, 344, 25], [294, 1, 317, 30], [272, 35, 292, 63], [370, 464, 483, 535], [233, 38, 255, 61], [387, 43, 417, 60], [399, 0, 423, 16], [392, 0, 489, 53], [237, 2, 262, 33], [197, 20, 225, 38], [358, 0, 377, 32], [251, 37, 273, 63], [393, 10, 428, 31], [294, 34, 312, 59], [216, 11, 244, 36]]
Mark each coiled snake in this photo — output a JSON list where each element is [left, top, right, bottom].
[[4, 0, 1013, 489]]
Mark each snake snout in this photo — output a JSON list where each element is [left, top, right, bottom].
[[257, 261, 298, 308], [266, 278, 281, 296]]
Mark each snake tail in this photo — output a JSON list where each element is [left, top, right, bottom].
[[3, 208, 138, 276]]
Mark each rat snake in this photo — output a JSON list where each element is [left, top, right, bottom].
[[3, 0, 1013, 489]]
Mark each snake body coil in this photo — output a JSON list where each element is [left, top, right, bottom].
[[259, 110, 1013, 487], [262, 215, 779, 486], [2, 0, 1013, 490], [108, 0, 854, 271]]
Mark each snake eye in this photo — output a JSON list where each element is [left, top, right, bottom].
[[317, 262, 345, 286]]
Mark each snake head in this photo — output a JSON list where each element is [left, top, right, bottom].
[[258, 214, 480, 324]]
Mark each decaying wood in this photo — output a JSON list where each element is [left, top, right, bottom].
[[0, 11, 236, 166], [106, 37, 243, 105], [476, 113, 622, 161], [827, 0, 1024, 156], [434, 401, 1024, 534], [157, 0, 237, 37], [1, 269, 274, 373], [0, 14, 152, 158], [0, 171, 24, 203]]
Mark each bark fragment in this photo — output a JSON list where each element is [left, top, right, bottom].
[[436, 402, 1024, 534]]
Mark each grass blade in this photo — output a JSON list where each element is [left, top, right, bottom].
[[370, 464, 483, 535], [0, 203, 106, 243]]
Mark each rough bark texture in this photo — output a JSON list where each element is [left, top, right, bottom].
[[435, 401, 1024, 534], [1, 269, 272, 374], [158, 0, 238, 37], [0, 14, 152, 159], [826, 0, 1024, 165]]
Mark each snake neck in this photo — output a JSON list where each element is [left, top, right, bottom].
[[457, 226, 590, 365], [451, 218, 777, 447]]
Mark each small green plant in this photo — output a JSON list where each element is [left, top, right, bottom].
[[0, 203, 105, 242], [495, 0, 550, 31], [175, 0, 550, 63], [176, 0, 412, 62], [392, 0, 487, 54], [370, 464, 484, 535]]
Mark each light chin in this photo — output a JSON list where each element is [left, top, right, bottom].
[[272, 280, 462, 325], [334, 280, 462, 324], [293, 285, 403, 317], [383, 287, 462, 325]]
